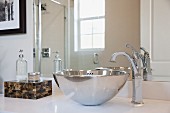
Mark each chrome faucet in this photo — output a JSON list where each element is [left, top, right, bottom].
[[140, 47, 152, 81], [126, 43, 152, 81], [111, 52, 143, 105]]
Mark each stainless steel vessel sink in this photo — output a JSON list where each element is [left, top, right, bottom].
[[53, 68, 129, 106]]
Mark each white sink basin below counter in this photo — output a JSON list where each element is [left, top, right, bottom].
[[0, 89, 170, 113]]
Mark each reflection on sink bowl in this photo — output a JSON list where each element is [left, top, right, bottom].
[[53, 68, 129, 106], [96, 67, 131, 78]]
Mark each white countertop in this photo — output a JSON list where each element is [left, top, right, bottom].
[[0, 88, 170, 113]]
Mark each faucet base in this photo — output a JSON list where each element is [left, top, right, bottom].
[[131, 101, 144, 106]]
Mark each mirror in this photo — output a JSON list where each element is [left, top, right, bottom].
[[33, 0, 141, 76], [40, 0, 67, 76], [34, 0, 170, 81], [33, 0, 68, 77]]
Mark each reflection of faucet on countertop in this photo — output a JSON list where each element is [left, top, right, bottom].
[[111, 52, 143, 105]]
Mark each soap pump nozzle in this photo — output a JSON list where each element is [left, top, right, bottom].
[[19, 49, 24, 58], [54, 51, 60, 58]]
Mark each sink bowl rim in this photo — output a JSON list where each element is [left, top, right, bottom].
[[53, 69, 129, 78]]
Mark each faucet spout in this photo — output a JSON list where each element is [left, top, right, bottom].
[[111, 52, 138, 74], [111, 52, 143, 105]]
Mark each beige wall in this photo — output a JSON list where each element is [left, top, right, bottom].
[[69, 0, 140, 69], [101, 0, 140, 67]]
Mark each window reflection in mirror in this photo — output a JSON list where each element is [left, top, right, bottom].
[[68, 0, 106, 70], [74, 0, 105, 51]]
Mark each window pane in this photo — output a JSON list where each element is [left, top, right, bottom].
[[93, 0, 105, 17], [93, 18, 105, 33], [93, 34, 105, 48], [81, 35, 92, 49], [79, 0, 105, 18], [79, 0, 93, 18], [80, 20, 92, 35]]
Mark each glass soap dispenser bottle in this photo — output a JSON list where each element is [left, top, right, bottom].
[[16, 49, 28, 81], [53, 51, 62, 72]]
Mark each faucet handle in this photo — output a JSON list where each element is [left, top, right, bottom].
[[126, 43, 137, 52], [140, 47, 147, 53], [126, 43, 140, 59], [140, 47, 149, 56], [140, 47, 152, 81]]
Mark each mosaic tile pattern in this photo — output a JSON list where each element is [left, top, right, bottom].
[[4, 80, 52, 99]]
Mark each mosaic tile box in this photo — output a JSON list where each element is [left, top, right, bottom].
[[4, 80, 52, 99]]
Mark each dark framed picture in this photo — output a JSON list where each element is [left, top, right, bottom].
[[0, 0, 26, 35]]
